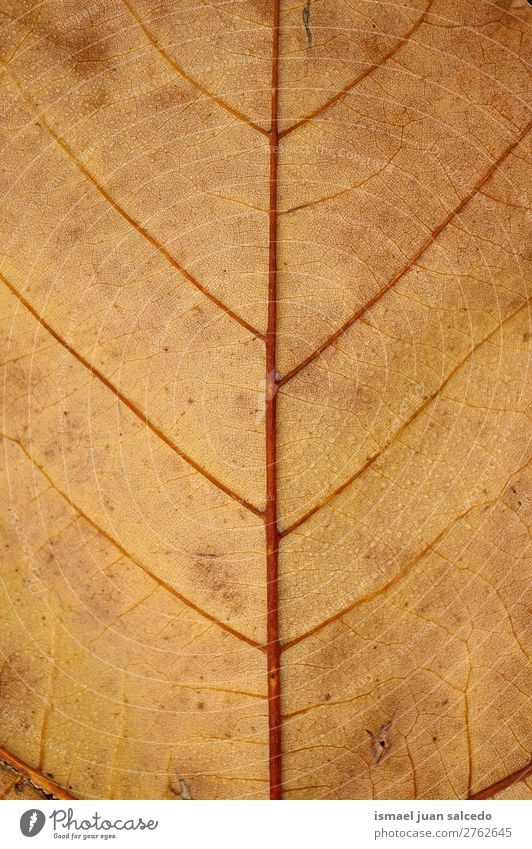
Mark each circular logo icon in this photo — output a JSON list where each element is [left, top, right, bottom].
[[20, 809, 46, 837]]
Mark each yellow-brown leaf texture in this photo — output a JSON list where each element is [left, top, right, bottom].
[[0, 0, 530, 800]]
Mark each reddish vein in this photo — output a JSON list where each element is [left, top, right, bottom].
[[265, 0, 282, 801], [2, 63, 261, 339], [279, 0, 433, 138], [4, 433, 263, 649], [4, 5, 528, 807], [281, 299, 529, 536], [121, 0, 268, 136], [0, 745, 76, 800], [469, 759, 532, 800], [279, 118, 531, 387], [0, 271, 262, 517]]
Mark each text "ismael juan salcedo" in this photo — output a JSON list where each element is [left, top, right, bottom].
[[375, 810, 493, 824]]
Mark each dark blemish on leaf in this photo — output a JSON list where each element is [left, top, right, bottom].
[[167, 772, 193, 800], [324, 692, 331, 701], [197, 701, 205, 710], [302, 0, 313, 48], [39, 15, 112, 79], [152, 83, 191, 114], [86, 84, 109, 114], [367, 721, 392, 764]]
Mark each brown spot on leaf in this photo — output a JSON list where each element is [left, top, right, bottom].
[[37, 9, 112, 79], [367, 722, 392, 765], [167, 772, 193, 800]]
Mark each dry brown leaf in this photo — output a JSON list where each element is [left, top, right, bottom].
[[0, 0, 531, 800]]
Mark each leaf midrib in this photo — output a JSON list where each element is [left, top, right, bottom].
[[2, 3, 530, 802]]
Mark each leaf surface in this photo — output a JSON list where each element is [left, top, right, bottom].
[[0, 763, 49, 801], [0, 0, 531, 800]]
